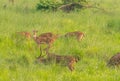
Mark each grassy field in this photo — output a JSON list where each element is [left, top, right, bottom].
[[0, 0, 120, 81]]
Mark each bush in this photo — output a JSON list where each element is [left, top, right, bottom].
[[36, 0, 62, 11]]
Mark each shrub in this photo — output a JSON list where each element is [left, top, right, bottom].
[[36, 0, 62, 11]]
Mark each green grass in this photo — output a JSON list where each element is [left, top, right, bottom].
[[0, 0, 120, 81]]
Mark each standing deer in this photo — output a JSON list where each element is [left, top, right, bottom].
[[32, 30, 59, 56], [107, 53, 120, 67], [64, 31, 84, 41], [36, 52, 80, 71]]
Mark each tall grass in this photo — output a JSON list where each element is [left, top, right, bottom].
[[0, 0, 120, 81]]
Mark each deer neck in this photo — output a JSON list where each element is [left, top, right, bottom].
[[33, 33, 37, 40]]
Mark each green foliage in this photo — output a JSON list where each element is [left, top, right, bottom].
[[36, 0, 62, 10]]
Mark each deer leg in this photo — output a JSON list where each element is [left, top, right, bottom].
[[48, 44, 51, 50], [77, 36, 81, 42], [116, 64, 119, 68], [39, 45, 42, 57], [44, 44, 51, 55], [68, 62, 74, 71]]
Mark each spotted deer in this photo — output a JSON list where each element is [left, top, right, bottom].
[[36, 52, 80, 71], [64, 31, 84, 41], [32, 30, 59, 56], [107, 53, 120, 67]]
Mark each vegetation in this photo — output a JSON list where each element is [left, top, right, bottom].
[[36, 0, 62, 10], [36, 0, 87, 10], [0, 0, 120, 81]]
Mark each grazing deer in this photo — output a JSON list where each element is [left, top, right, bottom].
[[32, 30, 59, 56], [64, 31, 84, 41], [36, 52, 80, 71], [107, 53, 120, 67], [16, 31, 31, 39]]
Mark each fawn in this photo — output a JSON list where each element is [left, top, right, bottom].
[[36, 52, 80, 71], [107, 53, 120, 67], [64, 31, 84, 41], [32, 30, 59, 56]]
